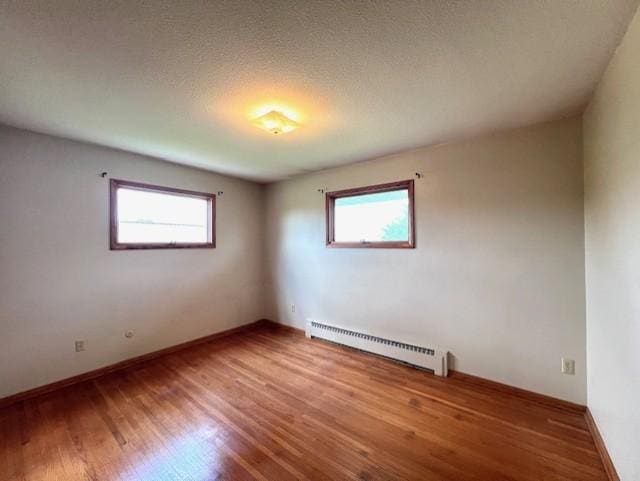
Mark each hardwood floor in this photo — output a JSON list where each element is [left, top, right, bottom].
[[0, 322, 608, 481]]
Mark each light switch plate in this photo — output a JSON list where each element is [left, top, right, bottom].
[[561, 358, 575, 375]]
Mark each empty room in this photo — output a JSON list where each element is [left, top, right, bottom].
[[1, 1, 639, 480]]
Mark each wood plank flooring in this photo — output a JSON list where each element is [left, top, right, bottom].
[[0, 322, 608, 481]]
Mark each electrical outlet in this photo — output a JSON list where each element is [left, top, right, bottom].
[[291, 304, 295, 313], [75, 340, 86, 352], [561, 358, 575, 375]]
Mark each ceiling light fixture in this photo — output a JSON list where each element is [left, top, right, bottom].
[[252, 110, 300, 135]]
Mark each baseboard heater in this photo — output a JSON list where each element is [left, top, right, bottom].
[[305, 320, 449, 376]]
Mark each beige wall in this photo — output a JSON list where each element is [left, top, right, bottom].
[[0, 126, 265, 398], [265, 117, 587, 403], [583, 6, 640, 481], [0, 117, 590, 406]]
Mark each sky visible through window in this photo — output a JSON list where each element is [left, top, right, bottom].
[[117, 188, 208, 243], [334, 189, 409, 242]]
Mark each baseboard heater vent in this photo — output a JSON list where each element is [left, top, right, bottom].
[[306, 320, 448, 376]]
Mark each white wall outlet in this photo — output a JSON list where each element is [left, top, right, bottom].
[[291, 304, 295, 313], [561, 358, 575, 375], [124, 330, 134, 338], [75, 340, 86, 352]]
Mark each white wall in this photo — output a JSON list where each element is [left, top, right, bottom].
[[265, 117, 587, 403], [0, 126, 265, 398], [583, 6, 640, 480]]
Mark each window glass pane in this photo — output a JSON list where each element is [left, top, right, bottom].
[[117, 188, 209, 244], [334, 189, 409, 242]]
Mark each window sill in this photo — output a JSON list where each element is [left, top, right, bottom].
[[326, 241, 414, 249], [110, 243, 215, 250]]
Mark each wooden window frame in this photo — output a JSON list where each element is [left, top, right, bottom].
[[326, 179, 415, 249], [109, 178, 216, 250]]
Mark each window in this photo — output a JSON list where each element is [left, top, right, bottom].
[[110, 179, 215, 250], [326, 179, 415, 248]]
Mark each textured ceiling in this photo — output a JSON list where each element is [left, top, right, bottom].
[[1, 1, 638, 182]]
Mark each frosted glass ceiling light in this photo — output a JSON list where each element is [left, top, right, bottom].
[[252, 110, 300, 135]]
